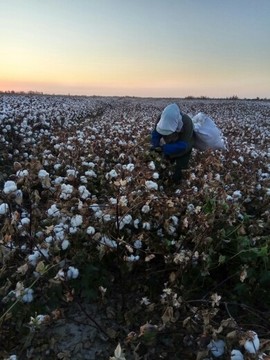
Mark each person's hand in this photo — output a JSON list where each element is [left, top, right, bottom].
[[150, 146, 162, 153]]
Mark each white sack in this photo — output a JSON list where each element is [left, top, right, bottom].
[[192, 112, 226, 151]]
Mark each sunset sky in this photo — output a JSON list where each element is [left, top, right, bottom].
[[1, 0, 270, 98]]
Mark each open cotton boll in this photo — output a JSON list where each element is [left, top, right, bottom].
[[125, 255, 140, 262], [3, 180, 17, 194], [148, 161, 156, 170], [79, 185, 91, 199], [231, 350, 244, 360], [105, 169, 118, 179], [123, 163, 135, 172], [244, 331, 260, 354], [16, 169, 29, 178], [145, 180, 158, 190], [100, 235, 117, 248], [86, 226, 95, 235], [21, 217, 30, 226], [47, 204, 61, 217], [70, 214, 83, 227], [141, 204, 151, 213], [0, 203, 9, 215], [61, 239, 70, 250], [66, 169, 78, 177], [119, 214, 133, 229], [109, 197, 117, 205], [207, 339, 225, 357], [85, 169, 97, 177], [28, 251, 41, 266], [38, 169, 49, 179], [67, 266, 79, 279], [60, 184, 74, 199], [22, 288, 34, 303]]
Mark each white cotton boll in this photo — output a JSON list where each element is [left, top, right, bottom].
[[86, 226, 95, 235], [54, 176, 64, 185], [215, 173, 221, 181], [170, 216, 178, 226], [119, 196, 128, 207], [109, 197, 117, 205], [60, 184, 74, 199], [80, 175, 88, 184], [45, 236, 53, 243], [90, 203, 100, 212], [105, 169, 118, 179], [134, 240, 142, 249], [103, 214, 112, 222], [125, 255, 140, 262], [55, 229, 65, 241], [126, 163, 135, 172], [141, 204, 151, 213], [134, 218, 140, 229], [87, 162, 95, 168], [66, 169, 77, 177], [79, 185, 91, 199], [21, 217, 30, 226], [35, 314, 46, 324], [208, 339, 225, 357], [8, 355, 17, 360], [61, 239, 70, 250], [3, 180, 17, 194], [152, 172, 159, 179], [231, 349, 244, 360], [38, 169, 49, 179], [0, 203, 9, 215], [16, 169, 29, 178], [148, 161, 155, 170], [233, 190, 242, 199], [232, 160, 238, 165], [95, 210, 103, 219], [266, 188, 270, 196], [244, 331, 260, 354], [47, 204, 60, 217], [238, 156, 244, 163], [28, 251, 40, 266], [145, 180, 158, 190], [187, 204, 195, 213], [70, 214, 83, 227], [143, 222, 151, 230], [22, 288, 34, 303], [119, 214, 133, 229], [54, 163, 62, 171], [67, 266, 79, 279], [69, 227, 77, 234], [100, 236, 117, 248], [85, 170, 97, 177]]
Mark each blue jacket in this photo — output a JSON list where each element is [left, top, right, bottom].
[[151, 114, 194, 158]]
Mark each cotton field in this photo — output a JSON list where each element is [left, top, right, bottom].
[[0, 94, 270, 359]]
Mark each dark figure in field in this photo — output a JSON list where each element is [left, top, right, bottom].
[[151, 103, 194, 184]]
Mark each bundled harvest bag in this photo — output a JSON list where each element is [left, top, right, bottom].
[[192, 112, 226, 151]]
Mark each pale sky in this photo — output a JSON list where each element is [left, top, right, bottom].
[[1, 0, 269, 98]]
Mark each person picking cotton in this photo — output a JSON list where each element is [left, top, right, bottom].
[[150, 103, 195, 184]]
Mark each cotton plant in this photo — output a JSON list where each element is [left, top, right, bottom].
[[3, 180, 17, 194]]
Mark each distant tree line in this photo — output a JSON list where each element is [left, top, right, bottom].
[[0, 90, 44, 95], [0, 90, 269, 101]]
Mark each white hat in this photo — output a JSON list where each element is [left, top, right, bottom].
[[156, 103, 183, 136]]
